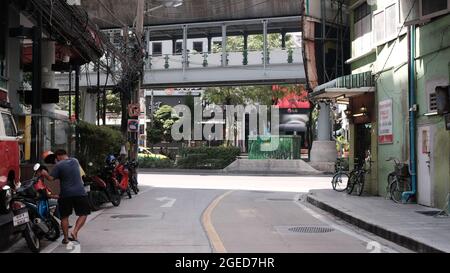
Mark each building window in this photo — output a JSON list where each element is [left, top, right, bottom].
[[175, 41, 183, 54], [373, 2, 398, 45], [420, 0, 449, 19], [353, 2, 372, 57], [2, 113, 17, 137], [354, 2, 371, 22], [152, 42, 162, 56], [213, 41, 222, 53], [193, 41, 203, 53]]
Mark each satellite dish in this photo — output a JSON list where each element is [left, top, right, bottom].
[[367, 0, 376, 6]]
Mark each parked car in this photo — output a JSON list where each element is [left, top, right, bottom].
[[138, 147, 168, 159], [0, 97, 25, 249]]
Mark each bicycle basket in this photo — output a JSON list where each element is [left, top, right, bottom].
[[395, 163, 409, 177]]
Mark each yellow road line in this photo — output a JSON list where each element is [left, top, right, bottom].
[[202, 191, 233, 253]]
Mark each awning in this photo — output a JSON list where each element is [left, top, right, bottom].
[[309, 71, 375, 102]]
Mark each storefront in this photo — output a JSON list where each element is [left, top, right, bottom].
[[310, 71, 378, 194]]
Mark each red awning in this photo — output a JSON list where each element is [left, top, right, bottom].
[[21, 44, 85, 66]]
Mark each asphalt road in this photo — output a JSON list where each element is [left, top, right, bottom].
[[2, 173, 411, 253]]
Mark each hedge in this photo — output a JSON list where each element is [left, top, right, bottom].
[[77, 121, 124, 172], [138, 157, 174, 168], [177, 146, 240, 169]]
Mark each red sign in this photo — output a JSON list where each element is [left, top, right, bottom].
[[128, 103, 140, 118], [128, 119, 139, 133], [378, 99, 393, 144]]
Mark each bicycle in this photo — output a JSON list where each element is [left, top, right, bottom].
[[331, 158, 350, 192], [386, 157, 411, 203], [347, 157, 372, 196]]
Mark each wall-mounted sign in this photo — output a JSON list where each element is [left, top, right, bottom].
[[128, 119, 139, 133], [378, 99, 393, 144], [128, 103, 140, 118]]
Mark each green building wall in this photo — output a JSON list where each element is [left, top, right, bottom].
[[415, 14, 450, 209]]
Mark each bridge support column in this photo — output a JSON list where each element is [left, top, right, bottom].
[[310, 102, 336, 172], [222, 24, 227, 66]]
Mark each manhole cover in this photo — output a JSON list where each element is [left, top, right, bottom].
[[288, 226, 335, 233], [110, 214, 149, 219], [416, 210, 442, 216]]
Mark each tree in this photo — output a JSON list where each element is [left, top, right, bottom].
[[223, 33, 295, 52], [147, 105, 179, 144]]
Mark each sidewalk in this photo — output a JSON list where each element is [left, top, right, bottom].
[[306, 189, 450, 253]]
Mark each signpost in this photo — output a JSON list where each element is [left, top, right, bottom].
[[378, 99, 393, 144]]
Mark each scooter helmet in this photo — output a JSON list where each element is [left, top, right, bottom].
[[105, 155, 117, 165]]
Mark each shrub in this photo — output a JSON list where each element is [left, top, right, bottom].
[[138, 157, 174, 168], [177, 146, 240, 169], [76, 121, 124, 172]]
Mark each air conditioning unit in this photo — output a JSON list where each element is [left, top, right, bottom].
[[66, 0, 81, 5]]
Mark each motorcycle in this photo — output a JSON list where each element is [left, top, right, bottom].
[[114, 161, 132, 199], [83, 162, 121, 211], [126, 160, 139, 195], [0, 181, 40, 253], [14, 163, 60, 242]]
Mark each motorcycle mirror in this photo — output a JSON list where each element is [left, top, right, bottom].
[[88, 162, 94, 167], [33, 163, 41, 172]]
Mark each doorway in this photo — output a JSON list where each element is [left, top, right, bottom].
[[417, 125, 434, 206], [355, 123, 371, 167]]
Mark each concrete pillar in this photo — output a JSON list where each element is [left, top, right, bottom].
[[82, 88, 97, 124], [221, 24, 227, 66], [317, 102, 331, 141], [7, 6, 21, 116], [41, 40, 57, 152], [310, 103, 337, 170]]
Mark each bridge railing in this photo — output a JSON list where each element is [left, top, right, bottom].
[[146, 47, 302, 70]]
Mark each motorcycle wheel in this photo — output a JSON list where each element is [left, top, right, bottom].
[[109, 186, 121, 207], [88, 192, 101, 212], [131, 177, 139, 195], [45, 217, 60, 241], [23, 223, 40, 253]]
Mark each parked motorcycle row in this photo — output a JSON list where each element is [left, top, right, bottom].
[[0, 155, 139, 253], [83, 155, 140, 212]]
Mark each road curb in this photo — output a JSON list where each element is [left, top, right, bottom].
[[138, 168, 331, 177], [306, 194, 444, 253]]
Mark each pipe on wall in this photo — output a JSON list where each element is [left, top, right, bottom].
[[403, 25, 417, 203]]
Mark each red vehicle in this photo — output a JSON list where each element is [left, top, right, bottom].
[[0, 95, 20, 191], [114, 161, 132, 199]]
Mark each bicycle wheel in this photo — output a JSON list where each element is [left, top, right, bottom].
[[346, 174, 355, 194], [332, 172, 349, 192], [354, 174, 365, 196], [389, 178, 403, 203]]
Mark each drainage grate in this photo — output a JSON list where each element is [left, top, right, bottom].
[[267, 198, 294, 202], [288, 226, 335, 233], [110, 214, 150, 219]]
